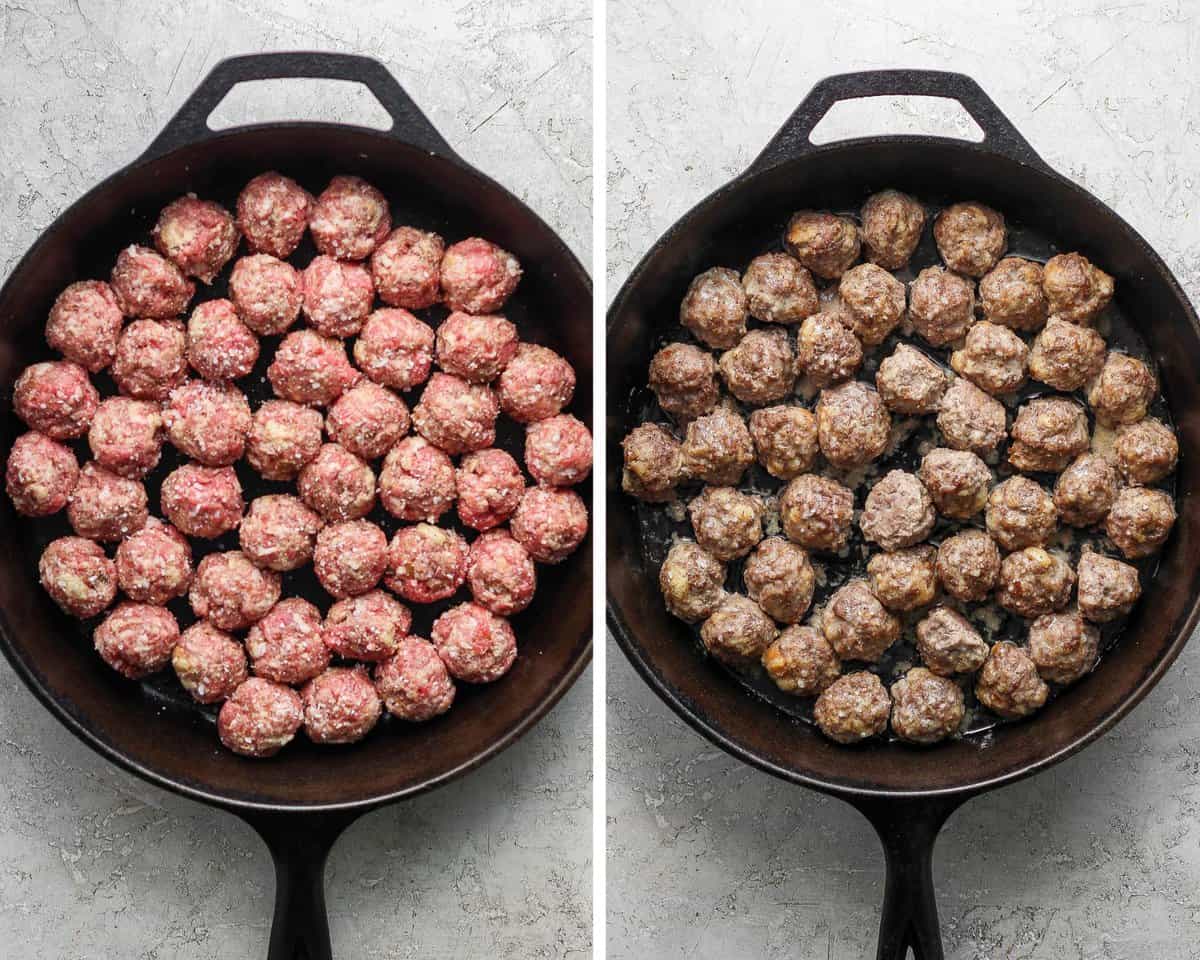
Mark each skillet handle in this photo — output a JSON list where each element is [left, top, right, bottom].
[[139, 51, 458, 164], [750, 69, 1045, 174]]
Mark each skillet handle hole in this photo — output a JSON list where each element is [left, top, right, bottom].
[[207, 77, 395, 132], [808, 95, 984, 146]]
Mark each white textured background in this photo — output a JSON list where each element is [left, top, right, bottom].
[[608, 2, 1200, 958], [0, 1, 591, 957]]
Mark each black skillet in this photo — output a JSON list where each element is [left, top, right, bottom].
[[607, 70, 1200, 959], [0, 52, 592, 960]]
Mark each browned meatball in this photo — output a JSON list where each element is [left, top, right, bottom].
[[784, 211, 860, 279], [659, 540, 726, 623], [936, 378, 1007, 456], [875, 343, 949, 415], [860, 189, 925, 270], [743, 537, 814, 624], [1043, 252, 1114, 324], [1008, 397, 1090, 473], [979, 257, 1048, 331], [915, 606, 988, 676], [950, 322, 1029, 396], [718, 327, 795, 404], [1114, 417, 1178, 485], [742, 252, 819, 324], [838, 263, 907, 346], [1105, 487, 1176, 559], [860, 470, 935, 551], [814, 671, 890, 743], [748, 406, 818, 480], [679, 267, 748, 349], [918, 447, 991, 520], [933, 202, 1006, 277], [1077, 551, 1141, 623], [816, 381, 891, 469], [987, 477, 1058, 551], [688, 486, 762, 561], [908, 266, 976, 346], [622, 423, 684, 502], [890, 667, 964, 744], [998, 547, 1075, 618], [822, 579, 901, 663], [681, 407, 754, 485], [975, 642, 1049, 719], [796, 312, 863, 387], [1027, 318, 1106, 392], [1028, 611, 1099, 685], [867, 545, 937, 612], [761, 625, 841, 697], [1087, 353, 1157, 427], [936, 529, 1001, 602], [699, 594, 777, 666], [648, 342, 719, 422], [1053, 454, 1120, 527], [780, 473, 854, 552]]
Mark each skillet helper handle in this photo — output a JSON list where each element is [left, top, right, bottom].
[[750, 69, 1045, 173], [140, 51, 457, 164]]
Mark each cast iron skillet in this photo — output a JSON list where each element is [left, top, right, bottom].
[[0, 52, 592, 960], [607, 70, 1200, 959]]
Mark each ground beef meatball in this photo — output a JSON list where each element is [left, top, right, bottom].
[[1088, 353, 1157, 427], [718, 327, 795, 403], [384, 523, 468, 603], [440, 238, 522, 314], [936, 378, 1007, 456], [6, 431, 78, 517], [110, 244, 194, 318], [681, 407, 754, 485], [979, 257, 1048, 331], [1028, 317, 1107, 391], [742, 252, 819, 324], [435, 311, 519, 383], [45, 280, 124, 372], [456, 447, 523, 529], [325, 381, 410, 461], [743, 537, 814, 624], [933, 201, 1006, 276], [621, 424, 684, 502], [525, 414, 593, 486], [308, 175, 390, 261], [890, 667, 964, 744], [918, 447, 992, 520], [784, 211, 860, 280], [659, 540, 726, 623], [88, 397, 163, 479], [380, 436, 457, 522], [762, 625, 841, 697], [239, 494, 323, 571], [950, 321, 1029, 396], [1028, 610, 1099, 685], [915, 606, 988, 676], [412, 372, 497, 454], [14, 360, 99, 440], [236, 171, 312, 259], [648, 342, 719, 422], [814, 671, 890, 744], [39, 536, 117, 619], [908, 266, 976, 347], [163, 380, 252, 466], [110, 319, 186, 402], [152, 196, 238, 284], [497, 342, 576, 424], [297, 443, 376, 522], [115, 518, 192, 605], [1043, 252, 1114, 324], [1114, 417, 1178, 485], [94, 603, 178, 678], [1106, 487, 1176, 559], [511, 486, 588, 564], [67, 462, 148, 542], [372, 226, 444, 310], [245, 597, 329, 684], [867, 545, 937, 612], [936, 529, 1001, 602], [1053, 454, 1120, 527], [1008, 397, 1090, 473], [218, 678, 303, 758], [246, 400, 324, 481], [353, 308, 435, 391], [987, 477, 1058, 551], [375, 636, 456, 721], [324, 589, 411, 662], [748, 406, 818, 480], [860, 470, 935, 551], [816, 380, 891, 469], [301, 255, 374, 338], [1077, 551, 1141, 623], [268, 329, 360, 407], [976, 642, 1050, 719], [302, 667, 381, 744], [998, 547, 1075, 618], [838, 263, 906, 346], [467, 529, 537, 616], [687, 486, 762, 561], [699, 593, 777, 666], [432, 601, 518, 683], [228, 254, 304, 336], [861, 189, 926, 270], [796, 312, 863, 387], [875, 343, 949, 415], [190, 551, 281, 631], [172, 621, 248, 704], [185, 299, 259, 381], [160, 463, 242, 539], [822, 579, 901, 663], [679, 267, 748, 348], [780, 473, 855, 552]]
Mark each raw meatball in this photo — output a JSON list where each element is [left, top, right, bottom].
[[979, 257, 1048, 331], [353, 308, 435, 392], [975, 642, 1050, 719], [301, 255, 374, 338], [681, 407, 754, 485], [687, 486, 762, 561], [160, 464, 243, 539], [326, 381, 410, 461], [152, 196, 238, 284], [742, 252, 819, 323], [1028, 317, 1107, 391], [679, 267, 748, 348], [950, 322, 1029, 395], [440, 238, 522, 314], [719, 327, 795, 403], [815, 380, 890, 469], [94, 603, 178, 678], [45, 280, 123, 372], [412, 372, 498, 454], [915, 606, 987, 676], [218, 678, 303, 758], [1029, 611, 1099, 685], [297, 443, 376, 522], [246, 400, 324, 480], [467, 529, 537, 616], [648, 342, 719, 422], [511, 486, 588, 564], [998, 547, 1075, 618], [875, 343, 949, 415], [268, 329, 360, 406], [308, 175, 391, 261], [1114, 417, 1178, 485], [762, 625, 841, 697], [699, 593, 777, 665], [236, 171, 312, 258], [813, 672, 890, 743], [890, 668, 964, 744], [375, 636, 456, 721], [784, 211, 860, 280], [838, 263, 906, 346], [658, 540, 726, 623], [324, 590, 411, 661], [88, 397, 163, 478], [14, 360, 99, 439], [918, 447, 991, 520], [908, 266, 976, 346], [497, 343, 576, 423], [867, 545, 937, 612], [431, 602, 517, 683], [860, 189, 926, 270], [163, 380, 252, 466], [372, 226, 444, 309], [115, 518, 192, 605], [67, 462, 148, 542], [1077, 551, 1141, 623], [110, 245, 194, 318], [302, 668, 381, 744], [245, 597, 329, 684], [749, 406, 818, 480], [822, 579, 901, 663], [228, 254, 304, 336], [987, 477, 1058, 551], [743, 537, 814, 624], [39, 536, 117, 619], [239, 494, 323, 571], [190, 551, 281, 631], [6, 431, 78, 517], [1106, 487, 1176, 559], [1087, 353, 1157, 427], [185, 299, 259, 381], [435, 311, 519, 383], [111, 319, 188, 402], [525, 414, 593, 486], [380, 436, 457, 522], [936, 378, 1007, 456], [796, 311, 863, 387], [1053, 454, 1120, 527], [936, 529, 1001, 602], [384, 523, 468, 603], [1008, 397, 1090, 473], [1043, 252, 1114, 324], [621, 423, 684, 502], [860, 470, 935, 551], [780, 473, 855, 552], [456, 447, 524, 529], [172, 621, 248, 704], [933, 201, 1005, 276]]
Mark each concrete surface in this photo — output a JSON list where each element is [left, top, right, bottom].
[[608, 2, 1200, 958], [0, 2, 591, 958]]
